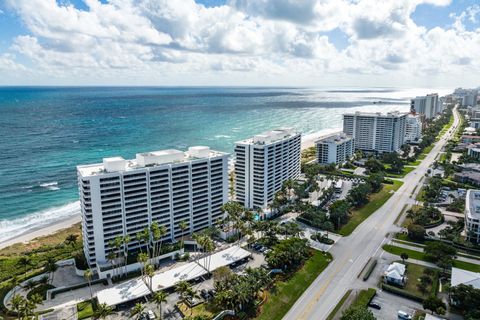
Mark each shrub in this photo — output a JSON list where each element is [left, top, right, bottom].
[[408, 224, 426, 241], [363, 260, 377, 281]]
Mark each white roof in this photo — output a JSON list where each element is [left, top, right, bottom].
[[151, 261, 207, 291], [451, 267, 480, 289], [96, 246, 251, 306], [386, 262, 406, 276], [197, 246, 251, 272], [385, 270, 404, 280], [96, 278, 149, 307], [425, 314, 444, 320]]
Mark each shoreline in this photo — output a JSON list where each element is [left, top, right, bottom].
[[0, 128, 340, 250]]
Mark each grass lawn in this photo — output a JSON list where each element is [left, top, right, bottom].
[[338, 181, 403, 236], [386, 166, 415, 178], [407, 159, 422, 166], [415, 187, 426, 202], [178, 302, 216, 319], [325, 290, 352, 320], [382, 245, 480, 272], [255, 250, 332, 320], [77, 300, 94, 320], [421, 145, 434, 157], [351, 288, 376, 308], [402, 263, 437, 299]]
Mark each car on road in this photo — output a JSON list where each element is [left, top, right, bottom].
[[398, 310, 412, 320], [146, 310, 156, 320], [368, 302, 381, 310]]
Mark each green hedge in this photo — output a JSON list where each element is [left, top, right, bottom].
[[381, 283, 424, 302], [363, 259, 377, 281]]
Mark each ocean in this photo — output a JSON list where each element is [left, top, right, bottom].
[[0, 86, 450, 243]]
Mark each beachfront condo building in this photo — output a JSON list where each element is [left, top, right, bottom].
[[411, 93, 439, 119], [343, 111, 407, 153], [234, 128, 301, 209], [315, 132, 354, 165], [405, 114, 422, 143], [465, 189, 480, 244], [77, 146, 229, 267]]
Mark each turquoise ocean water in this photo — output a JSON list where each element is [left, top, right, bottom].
[[0, 86, 448, 242]]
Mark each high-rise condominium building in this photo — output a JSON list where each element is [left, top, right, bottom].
[[405, 114, 422, 143], [316, 133, 354, 165], [234, 128, 301, 209], [465, 189, 480, 244], [411, 93, 439, 119], [343, 111, 407, 153], [77, 146, 229, 267]]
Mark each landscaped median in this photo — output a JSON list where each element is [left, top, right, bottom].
[[255, 250, 332, 320], [382, 244, 480, 272], [326, 288, 376, 320], [338, 180, 403, 236]]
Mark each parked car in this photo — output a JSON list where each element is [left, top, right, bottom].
[[145, 310, 156, 320], [368, 302, 381, 310], [397, 310, 412, 320], [200, 289, 210, 300]]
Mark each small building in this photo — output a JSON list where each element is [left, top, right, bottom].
[[461, 135, 480, 143], [467, 145, 480, 159], [384, 262, 407, 286], [315, 132, 354, 165], [451, 267, 480, 289], [453, 172, 480, 186]]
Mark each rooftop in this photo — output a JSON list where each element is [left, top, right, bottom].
[[343, 111, 407, 118], [96, 246, 251, 306], [315, 132, 352, 145], [236, 127, 299, 145], [466, 189, 480, 220], [77, 146, 228, 177], [451, 267, 480, 289]]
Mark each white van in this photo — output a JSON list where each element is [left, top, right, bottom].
[[398, 310, 412, 320]]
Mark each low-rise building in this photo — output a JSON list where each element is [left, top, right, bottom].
[[384, 262, 407, 286], [465, 190, 480, 243], [315, 132, 354, 165], [467, 145, 480, 159], [454, 172, 480, 186], [461, 135, 480, 144], [451, 267, 480, 289]]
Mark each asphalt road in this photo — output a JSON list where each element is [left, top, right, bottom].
[[283, 107, 460, 320]]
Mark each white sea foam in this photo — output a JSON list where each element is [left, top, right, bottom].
[[40, 181, 60, 191], [0, 201, 80, 243], [214, 135, 232, 139]]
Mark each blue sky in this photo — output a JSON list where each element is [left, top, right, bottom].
[[0, 0, 479, 86]]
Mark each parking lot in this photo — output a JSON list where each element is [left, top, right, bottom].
[[369, 290, 420, 320]]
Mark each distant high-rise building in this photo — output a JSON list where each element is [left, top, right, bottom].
[[234, 128, 301, 209], [315, 133, 354, 165], [462, 93, 478, 107], [405, 114, 422, 143], [411, 93, 439, 119], [343, 111, 407, 153], [465, 189, 480, 244], [77, 146, 229, 268]]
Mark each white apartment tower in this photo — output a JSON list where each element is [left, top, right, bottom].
[[411, 93, 439, 119], [405, 114, 422, 143], [77, 146, 229, 267], [465, 189, 480, 244], [343, 111, 407, 153], [234, 128, 301, 209], [316, 133, 354, 165]]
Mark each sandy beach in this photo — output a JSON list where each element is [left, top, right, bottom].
[[0, 214, 81, 250], [0, 128, 341, 250]]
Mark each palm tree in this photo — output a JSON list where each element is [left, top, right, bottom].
[[123, 235, 131, 275], [17, 256, 32, 278], [140, 227, 152, 259], [93, 303, 113, 319], [137, 252, 148, 279], [144, 264, 155, 293], [175, 280, 191, 306], [152, 291, 168, 319], [107, 251, 116, 280], [178, 220, 189, 250], [184, 287, 199, 315], [84, 268, 93, 299], [44, 257, 57, 284], [9, 294, 23, 315], [30, 292, 43, 306], [65, 234, 79, 250], [131, 303, 145, 320]]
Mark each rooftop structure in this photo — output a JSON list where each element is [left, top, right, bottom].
[[451, 267, 480, 289], [236, 128, 297, 145], [96, 246, 251, 306]]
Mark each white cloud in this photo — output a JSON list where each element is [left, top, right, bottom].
[[1, 0, 479, 86]]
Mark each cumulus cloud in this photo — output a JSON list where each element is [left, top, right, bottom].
[[1, 0, 479, 85]]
